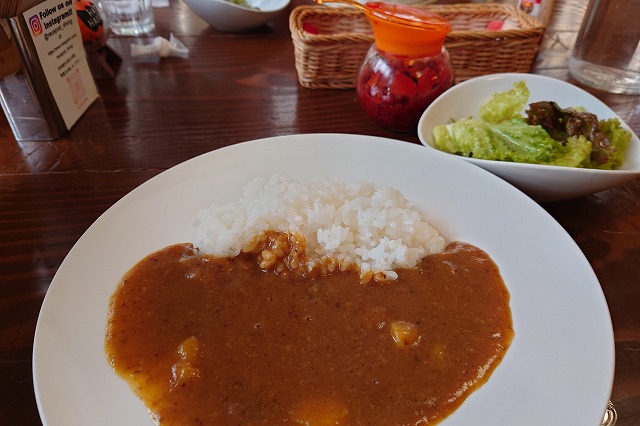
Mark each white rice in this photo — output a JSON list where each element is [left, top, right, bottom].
[[193, 175, 445, 280]]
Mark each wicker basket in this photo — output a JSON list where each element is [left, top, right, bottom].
[[290, 3, 545, 89]]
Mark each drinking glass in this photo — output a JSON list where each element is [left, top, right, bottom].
[[569, 0, 640, 94], [99, 0, 155, 36]]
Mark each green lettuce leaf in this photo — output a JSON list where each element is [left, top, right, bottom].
[[553, 136, 593, 168], [587, 118, 632, 170], [479, 80, 530, 124], [433, 117, 591, 167]]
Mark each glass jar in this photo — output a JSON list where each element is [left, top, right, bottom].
[[355, 2, 454, 133], [356, 45, 453, 133]]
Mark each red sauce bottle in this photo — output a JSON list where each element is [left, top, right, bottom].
[[356, 2, 454, 133]]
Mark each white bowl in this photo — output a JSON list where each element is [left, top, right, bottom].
[[184, 0, 290, 32], [417, 73, 640, 202]]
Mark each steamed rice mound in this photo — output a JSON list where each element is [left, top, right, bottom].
[[193, 175, 445, 281]]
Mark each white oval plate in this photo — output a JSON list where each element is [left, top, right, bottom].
[[33, 134, 614, 426], [418, 73, 640, 202]]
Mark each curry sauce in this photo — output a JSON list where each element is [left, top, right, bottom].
[[105, 241, 513, 425]]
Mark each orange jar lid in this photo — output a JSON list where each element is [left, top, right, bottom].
[[365, 2, 450, 57]]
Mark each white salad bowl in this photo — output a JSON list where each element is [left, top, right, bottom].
[[184, 0, 290, 32], [417, 73, 640, 202]]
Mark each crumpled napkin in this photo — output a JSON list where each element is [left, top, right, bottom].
[[130, 33, 189, 59]]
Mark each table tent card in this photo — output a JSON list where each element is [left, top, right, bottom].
[[0, 0, 98, 141]]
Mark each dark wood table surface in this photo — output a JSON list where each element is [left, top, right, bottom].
[[1, 0, 638, 424]]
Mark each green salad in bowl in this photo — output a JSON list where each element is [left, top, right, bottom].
[[417, 73, 640, 202], [431, 80, 631, 170]]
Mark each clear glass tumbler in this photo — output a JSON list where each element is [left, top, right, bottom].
[[569, 0, 640, 94], [99, 0, 155, 36]]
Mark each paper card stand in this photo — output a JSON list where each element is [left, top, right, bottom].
[[0, 0, 99, 141]]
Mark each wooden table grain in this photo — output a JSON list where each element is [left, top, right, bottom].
[[0, 0, 638, 424]]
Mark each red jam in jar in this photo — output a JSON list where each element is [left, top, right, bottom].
[[355, 2, 454, 132], [356, 46, 453, 133]]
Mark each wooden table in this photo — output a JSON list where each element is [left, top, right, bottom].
[[1, 0, 638, 424]]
